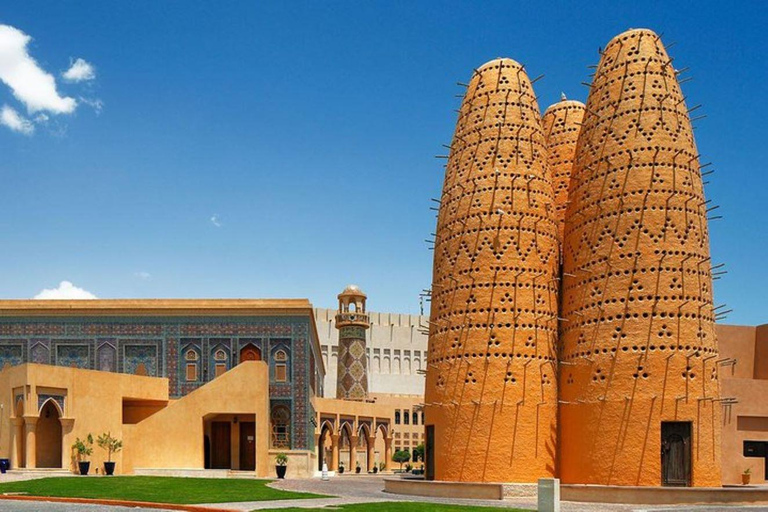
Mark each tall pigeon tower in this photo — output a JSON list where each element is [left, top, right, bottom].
[[335, 285, 371, 400], [424, 58, 559, 483], [559, 29, 721, 486], [542, 98, 585, 245]]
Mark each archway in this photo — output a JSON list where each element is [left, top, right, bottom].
[[339, 423, 354, 471], [318, 422, 333, 471], [37, 400, 62, 468], [358, 424, 372, 472], [240, 344, 261, 363]]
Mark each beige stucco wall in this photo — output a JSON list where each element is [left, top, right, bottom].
[[0, 363, 168, 474], [124, 361, 270, 476]]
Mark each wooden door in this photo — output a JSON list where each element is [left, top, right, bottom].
[[240, 345, 261, 362], [239, 422, 256, 471], [661, 422, 691, 486], [211, 422, 231, 469], [425, 425, 435, 481]]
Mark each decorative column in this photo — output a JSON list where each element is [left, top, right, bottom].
[[367, 436, 376, 472], [330, 434, 340, 471], [11, 418, 24, 468], [335, 286, 371, 400], [23, 416, 37, 470], [60, 418, 75, 472], [384, 436, 393, 472], [349, 435, 358, 470]]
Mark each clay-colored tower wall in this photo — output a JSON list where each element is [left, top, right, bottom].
[[424, 58, 559, 483], [335, 286, 371, 400], [559, 29, 721, 486], [542, 100, 585, 243]]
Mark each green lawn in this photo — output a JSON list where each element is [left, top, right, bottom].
[[256, 503, 532, 512], [0, 476, 327, 504]]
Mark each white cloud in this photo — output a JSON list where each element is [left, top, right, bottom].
[[134, 271, 151, 281], [62, 58, 95, 82], [33, 281, 97, 300], [0, 24, 76, 114], [78, 96, 103, 115], [210, 214, 222, 227], [0, 104, 33, 134]]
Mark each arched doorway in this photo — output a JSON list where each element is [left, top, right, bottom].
[[339, 423, 354, 471], [359, 424, 372, 472], [318, 422, 333, 471], [37, 400, 62, 468], [240, 344, 261, 363]]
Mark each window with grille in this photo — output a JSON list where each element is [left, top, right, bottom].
[[271, 405, 291, 449]]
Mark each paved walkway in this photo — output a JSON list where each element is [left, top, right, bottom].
[[203, 475, 768, 511]]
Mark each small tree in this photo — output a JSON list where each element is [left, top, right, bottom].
[[72, 434, 94, 462], [414, 443, 425, 463], [392, 449, 411, 471], [96, 432, 123, 462]]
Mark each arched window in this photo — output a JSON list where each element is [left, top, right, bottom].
[[394, 410, 401, 425], [184, 348, 199, 382], [273, 349, 289, 382], [213, 349, 228, 378], [271, 405, 291, 449]]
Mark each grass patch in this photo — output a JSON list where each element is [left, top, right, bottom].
[[255, 503, 531, 512], [0, 476, 327, 504]]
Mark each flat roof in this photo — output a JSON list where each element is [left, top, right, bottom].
[[0, 298, 326, 376], [0, 298, 313, 317]]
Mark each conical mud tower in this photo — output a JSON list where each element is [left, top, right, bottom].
[[542, 99, 585, 244], [424, 58, 559, 482], [559, 29, 721, 486]]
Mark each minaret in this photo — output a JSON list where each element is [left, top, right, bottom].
[[424, 58, 559, 483], [560, 29, 721, 486], [335, 285, 371, 400]]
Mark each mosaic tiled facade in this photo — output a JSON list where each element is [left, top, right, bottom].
[[0, 315, 323, 451]]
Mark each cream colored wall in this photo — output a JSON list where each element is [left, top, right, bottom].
[[315, 308, 427, 397], [124, 361, 270, 476]]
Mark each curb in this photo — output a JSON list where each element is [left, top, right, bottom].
[[0, 494, 235, 511]]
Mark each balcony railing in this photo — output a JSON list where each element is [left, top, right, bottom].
[[335, 312, 370, 325]]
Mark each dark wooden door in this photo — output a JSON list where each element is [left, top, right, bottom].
[[425, 425, 435, 481], [662, 421, 691, 486], [211, 422, 231, 469], [239, 422, 256, 471], [240, 345, 261, 363]]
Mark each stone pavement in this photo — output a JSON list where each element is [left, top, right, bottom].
[[204, 475, 768, 511]]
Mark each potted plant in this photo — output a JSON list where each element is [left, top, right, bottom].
[[355, 462, 361, 474], [743, 468, 752, 485], [72, 434, 93, 475], [379, 461, 385, 472], [372, 464, 378, 474], [97, 432, 123, 476], [275, 452, 288, 479], [338, 461, 345, 474]]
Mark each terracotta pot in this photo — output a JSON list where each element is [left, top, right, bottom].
[[743, 473, 751, 485]]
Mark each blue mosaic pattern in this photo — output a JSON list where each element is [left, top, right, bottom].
[[124, 345, 158, 376], [0, 344, 23, 368], [55, 343, 89, 369], [38, 394, 65, 414], [0, 315, 321, 450]]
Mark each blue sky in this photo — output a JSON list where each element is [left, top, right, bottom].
[[0, 1, 766, 322]]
